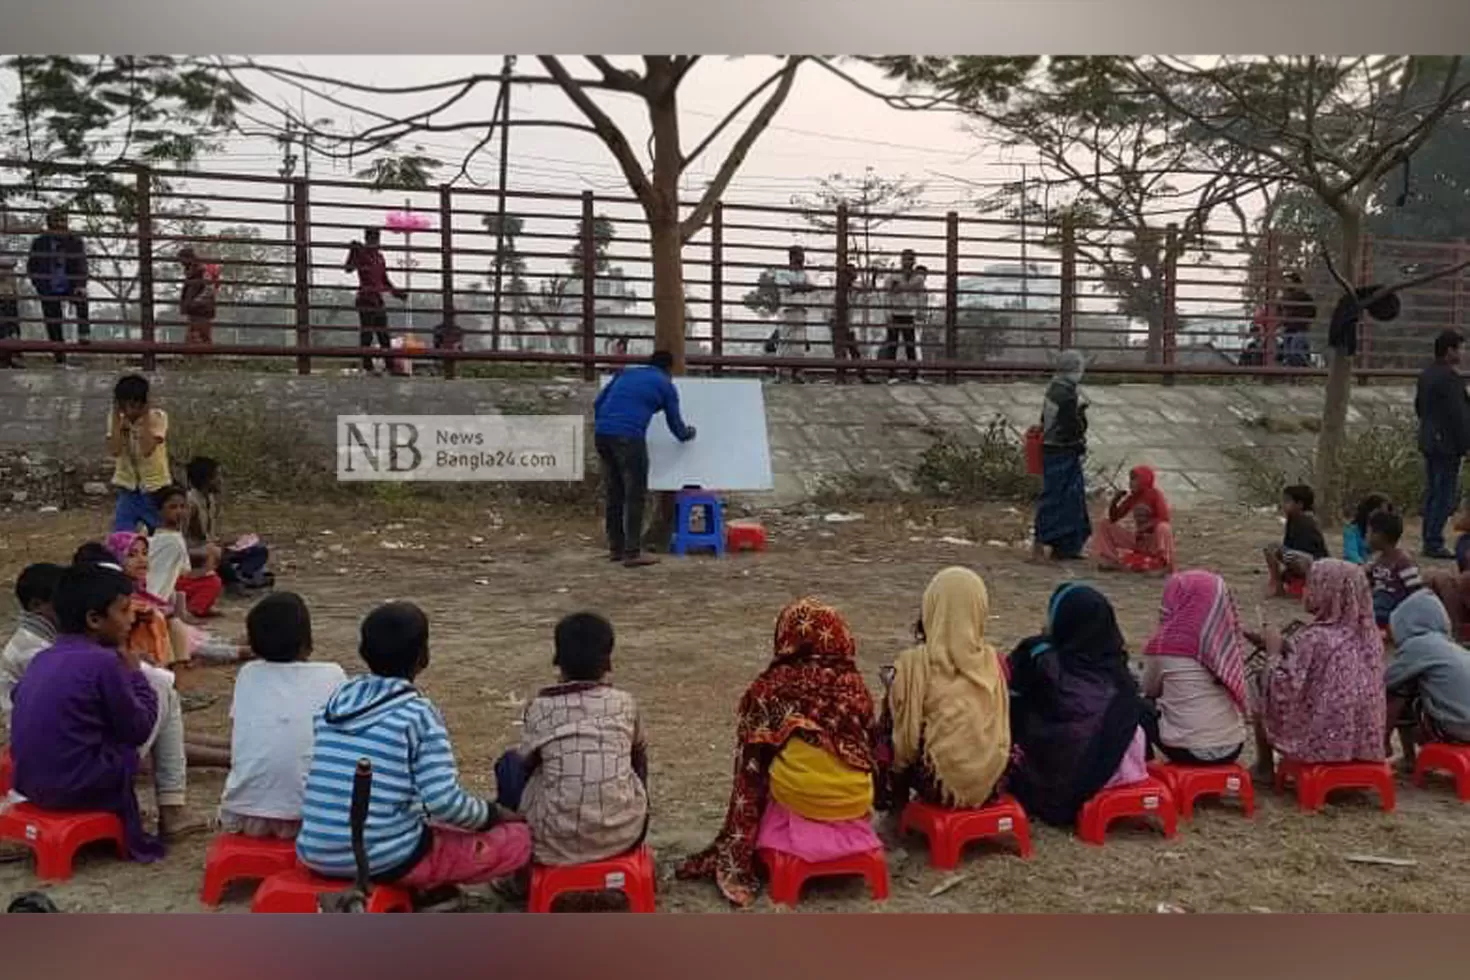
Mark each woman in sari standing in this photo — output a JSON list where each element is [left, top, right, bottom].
[[879, 567, 1011, 810], [677, 598, 880, 908], [1007, 584, 1147, 827], [1033, 350, 1091, 562], [1248, 559, 1386, 781]]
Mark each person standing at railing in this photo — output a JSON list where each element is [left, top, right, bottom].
[[881, 250, 925, 382], [1275, 271, 1316, 368], [773, 246, 814, 383], [26, 210, 90, 367], [178, 248, 218, 347], [345, 227, 406, 376]]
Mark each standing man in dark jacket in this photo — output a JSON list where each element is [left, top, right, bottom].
[[1415, 330, 1470, 559], [592, 350, 696, 568], [27, 210, 90, 366], [1275, 272, 1317, 367]]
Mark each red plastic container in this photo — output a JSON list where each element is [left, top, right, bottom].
[[1024, 426, 1044, 476]]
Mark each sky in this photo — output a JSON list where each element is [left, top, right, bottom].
[[220, 56, 1028, 208]]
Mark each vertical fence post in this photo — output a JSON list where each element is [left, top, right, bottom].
[[1356, 232, 1374, 381], [1161, 223, 1179, 387], [711, 203, 724, 375], [292, 178, 311, 376], [1059, 212, 1076, 351], [439, 185, 456, 380], [135, 166, 156, 372], [944, 211, 959, 384], [1263, 231, 1280, 368], [833, 204, 850, 383], [580, 190, 596, 382]]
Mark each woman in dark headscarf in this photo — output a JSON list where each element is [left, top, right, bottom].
[[1033, 349, 1091, 561], [1006, 583, 1147, 827], [677, 597, 878, 907]]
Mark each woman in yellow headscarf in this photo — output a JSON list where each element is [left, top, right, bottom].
[[879, 567, 1012, 809]]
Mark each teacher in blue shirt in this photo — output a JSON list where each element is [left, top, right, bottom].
[[594, 350, 696, 567]]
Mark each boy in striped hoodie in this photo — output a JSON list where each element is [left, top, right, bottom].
[[297, 602, 531, 889]]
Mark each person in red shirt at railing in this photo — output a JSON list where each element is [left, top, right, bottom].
[[345, 227, 406, 376]]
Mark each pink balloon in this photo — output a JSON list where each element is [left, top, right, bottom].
[[385, 211, 432, 232]]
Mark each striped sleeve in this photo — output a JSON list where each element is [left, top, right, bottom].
[[410, 702, 491, 831]]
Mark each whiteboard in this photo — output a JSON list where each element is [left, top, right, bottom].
[[598, 376, 773, 491]]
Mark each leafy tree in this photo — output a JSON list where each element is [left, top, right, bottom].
[[354, 145, 443, 190], [791, 168, 927, 285], [876, 55, 1470, 515], [1, 56, 248, 216]]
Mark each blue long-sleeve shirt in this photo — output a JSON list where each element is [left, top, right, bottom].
[[297, 674, 494, 880], [593, 366, 692, 441]]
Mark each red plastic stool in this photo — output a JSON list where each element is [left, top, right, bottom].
[[1077, 778, 1178, 845], [898, 795, 1034, 868], [529, 844, 656, 913], [0, 803, 127, 881], [1273, 758, 1395, 812], [0, 747, 11, 797], [758, 847, 889, 907], [1411, 743, 1470, 801], [1119, 550, 1168, 573], [1146, 761, 1255, 819], [726, 521, 769, 553], [200, 834, 300, 906], [249, 867, 413, 913], [1283, 578, 1305, 599]]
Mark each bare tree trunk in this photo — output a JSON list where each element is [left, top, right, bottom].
[[1313, 205, 1363, 520], [649, 216, 686, 365], [644, 66, 684, 549]]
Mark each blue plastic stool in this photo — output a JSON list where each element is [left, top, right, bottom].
[[671, 488, 726, 557]]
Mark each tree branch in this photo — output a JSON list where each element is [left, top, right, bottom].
[[680, 61, 789, 171], [538, 55, 653, 205], [680, 56, 803, 241], [584, 56, 641, 91]]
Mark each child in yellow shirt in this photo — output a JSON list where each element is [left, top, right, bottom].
[[106, 374, 171, 533]]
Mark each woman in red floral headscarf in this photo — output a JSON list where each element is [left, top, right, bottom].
[[677, 597, 879, 907]]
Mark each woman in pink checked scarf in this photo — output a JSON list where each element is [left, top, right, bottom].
[[1140, 570, 1249, 766]]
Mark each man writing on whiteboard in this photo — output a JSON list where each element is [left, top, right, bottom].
[[594, 350, 697, 567]]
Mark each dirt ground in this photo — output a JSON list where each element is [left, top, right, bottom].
[[2, 496, 1468, 914]]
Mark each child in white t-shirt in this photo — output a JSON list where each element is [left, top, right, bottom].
[[218, 592, 346, 839]]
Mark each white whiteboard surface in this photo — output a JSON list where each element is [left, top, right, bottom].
[[599, 376, 773, 491]]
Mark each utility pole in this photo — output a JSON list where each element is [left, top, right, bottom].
[[278, 120, 300, 349], [490, 54, 515, 352]]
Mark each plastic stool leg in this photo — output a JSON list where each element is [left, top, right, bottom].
[[1013, 817, 1034, 859], [865, 859, 890, 901]]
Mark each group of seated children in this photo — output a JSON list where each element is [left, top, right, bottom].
[[1265, 483, 1439, 630], [107, 372, 272, 597], [678, 561, 1470, 907], [8, 530, 1470, 908], [4, 555, 650, 896]]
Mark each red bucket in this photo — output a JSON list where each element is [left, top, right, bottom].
[[1024, 426, 1044, 476]]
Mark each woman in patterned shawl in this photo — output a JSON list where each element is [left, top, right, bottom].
[[677, 597, 877, 907], [1250, 558, 1386, 780]]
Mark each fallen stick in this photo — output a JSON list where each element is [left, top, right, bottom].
[[1344, 854, 1418, 868]]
